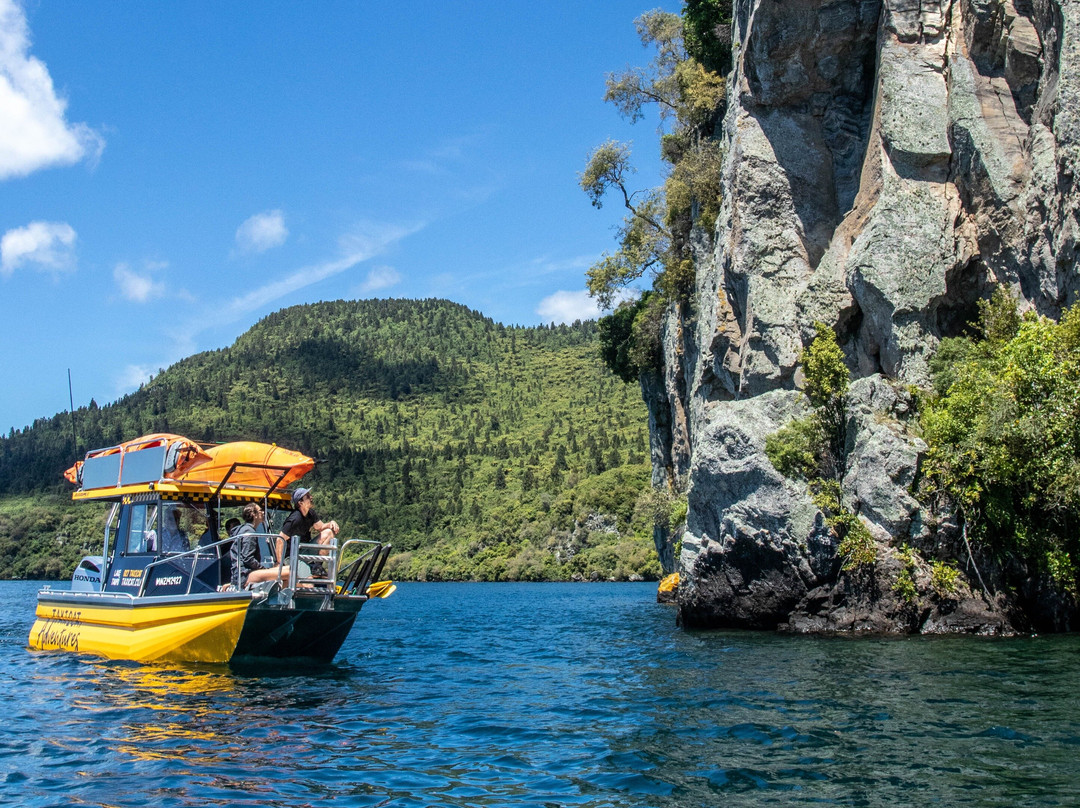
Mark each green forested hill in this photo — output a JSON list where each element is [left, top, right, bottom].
[[0, 298, 661, 581]]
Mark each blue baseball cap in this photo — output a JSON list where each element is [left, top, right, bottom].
[[291, 487, 312, 504]]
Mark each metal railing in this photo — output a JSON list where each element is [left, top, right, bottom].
[[336, 540, 391, 597], [277, 536, 390, 598], [233, 531, 289, 589], [136, 537, 235, 597], [286, 534, 338, 591], [230, 531, 341, 592], [132, 532, 391, 601]]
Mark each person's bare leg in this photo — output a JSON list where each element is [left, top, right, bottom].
[[247, 567, 289, 586]]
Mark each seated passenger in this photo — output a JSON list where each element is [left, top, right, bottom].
[[194, 509, 218, 549], [219, 517, 241, 587], [140, 504, 158, 552], [277, 488, 339, 578], [231, 502, 289, 588], [161, 507, 189, 553]]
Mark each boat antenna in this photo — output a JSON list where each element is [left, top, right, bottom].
[[67, 368, 79, 465]]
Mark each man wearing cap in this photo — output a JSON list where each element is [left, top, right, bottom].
[[277, 488, 339, 573]]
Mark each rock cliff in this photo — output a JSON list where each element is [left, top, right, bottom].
[[652, 0, 1079, 633]]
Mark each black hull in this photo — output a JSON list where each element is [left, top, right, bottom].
[[232, 600, 363, 662]]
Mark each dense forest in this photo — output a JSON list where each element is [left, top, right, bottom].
[[0, 298, 663, 582]]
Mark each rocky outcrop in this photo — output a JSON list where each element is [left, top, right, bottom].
[[649, 0, 1080, 633]]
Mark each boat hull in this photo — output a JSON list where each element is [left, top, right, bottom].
[[29, 590, 251, 664], [233, 601, 362, 661], [29, 589, 369, 664]]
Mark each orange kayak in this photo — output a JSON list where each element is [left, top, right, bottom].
[[176, 441, 314, 489]]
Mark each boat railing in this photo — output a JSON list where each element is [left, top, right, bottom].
[[130, 533, 391, 599], [137, 537, 235, 597], [277, 536, 389, 598], [228, 531, 289, 589], [337, 540, 391, 597], [228, 532, 358, 593], [216, 530, 322, 591], [285, 534, 343, 593]]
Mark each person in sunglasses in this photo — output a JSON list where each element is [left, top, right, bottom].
[[277, 488, 339, 578]]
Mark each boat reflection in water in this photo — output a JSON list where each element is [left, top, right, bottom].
[[89, 665, 240, 764], [28, 433, 394, 664]]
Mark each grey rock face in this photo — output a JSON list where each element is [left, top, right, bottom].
[[841, 377, 927, 544], [678, 390, 838, 628], [785, 543, 1014, 635], [647, 0, 1080, 632]]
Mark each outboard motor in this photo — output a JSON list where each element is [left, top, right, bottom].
[[71, 556, 103, 592]]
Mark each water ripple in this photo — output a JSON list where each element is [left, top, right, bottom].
[[3, 581, 1080, 807]]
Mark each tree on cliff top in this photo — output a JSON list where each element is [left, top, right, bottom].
[[582, 3, 730, 380]]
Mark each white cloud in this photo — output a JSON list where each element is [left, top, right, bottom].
[[205, 220, 423, 330], [358, 265, 401, 294], [0, 220, 76, 275], [115, 363, 155, 394], [536, 289, 603, 324], [114, 261, 166, 303], [0, 0, 104, 180], [525, 255, 593, 277], [235, 209, 288, 254]]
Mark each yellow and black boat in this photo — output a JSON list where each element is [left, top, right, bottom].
[[29, 433, 394, 664]]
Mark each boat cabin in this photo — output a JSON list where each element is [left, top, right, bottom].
[[100, 494, 285, 597], [71, 434, 301, 598]]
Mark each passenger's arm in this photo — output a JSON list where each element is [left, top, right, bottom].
[[241, 536, 262, 571]]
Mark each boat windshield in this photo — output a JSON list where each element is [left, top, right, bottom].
[[124, 503, 159, 554]]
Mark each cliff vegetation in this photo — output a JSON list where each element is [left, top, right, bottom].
[[584, 1, 730, 378], [921, 290, 1080, 595]]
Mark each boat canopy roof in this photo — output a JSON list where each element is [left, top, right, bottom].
[[65, 433, 315, 504]]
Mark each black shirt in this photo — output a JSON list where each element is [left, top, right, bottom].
[[281, 507, 320, 543]]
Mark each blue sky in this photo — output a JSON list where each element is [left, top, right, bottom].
[[0, 1, 677, 433]]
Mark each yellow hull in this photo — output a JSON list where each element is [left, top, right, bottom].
[[29, 592, 251, 664]]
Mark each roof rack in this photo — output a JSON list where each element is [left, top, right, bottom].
[[69, 433, 314, 504]]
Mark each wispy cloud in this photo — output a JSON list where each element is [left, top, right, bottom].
[[357, 265, 402, 295], [400, 134, 481, 176], [523, 255, 594, 278], [398, 133, 500, 206], [429, 254, 597, 295], [235, 209, 288, 254], [0, 220, 76, 276], [114, 363, 155, 395], [536, 289, 602, 324], [209, 220, 423, 329], [111, 221, 423, 403], [399, 158, 443, 176], [113, 261, 166, 303], [0, 0, 104, 180]]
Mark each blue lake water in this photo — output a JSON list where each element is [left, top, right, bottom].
[[2, 580, 1079, 807]]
